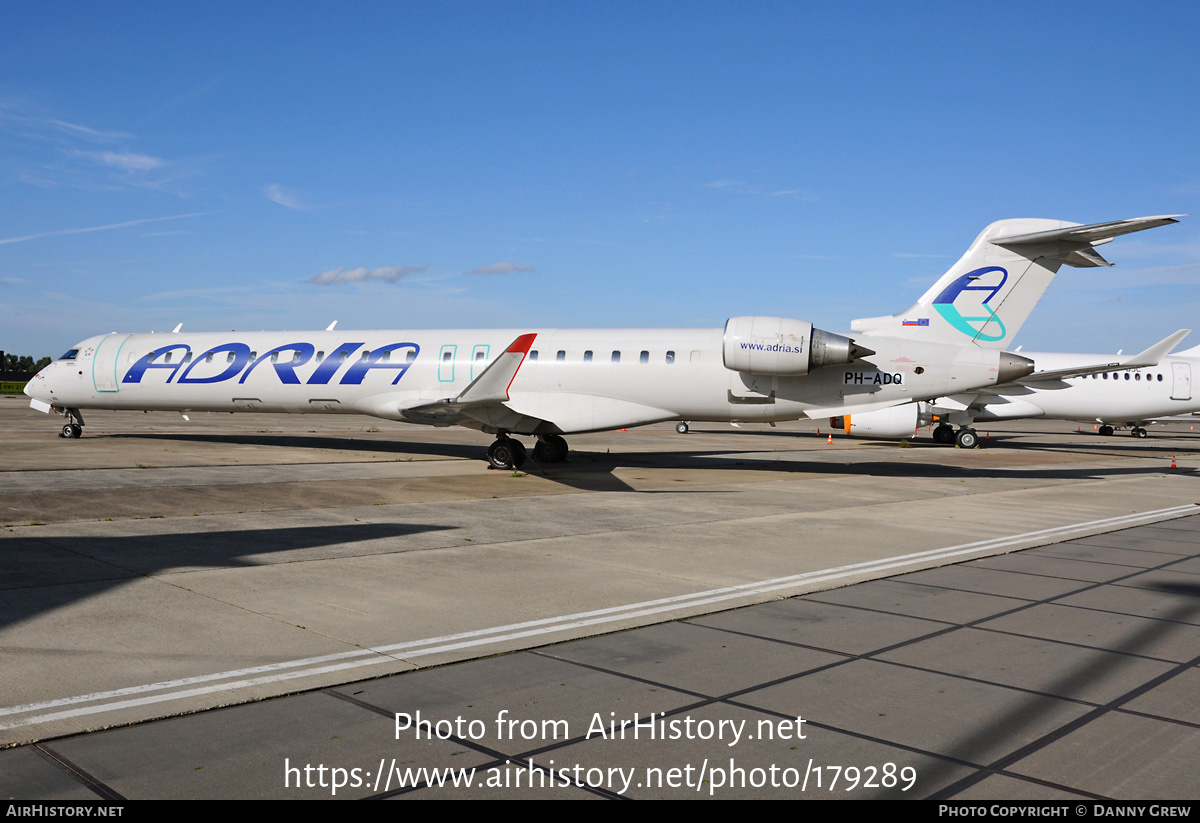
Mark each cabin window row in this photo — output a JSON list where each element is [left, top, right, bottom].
[[1088, 372, 1164, 381], [529, 350, 676, 364]]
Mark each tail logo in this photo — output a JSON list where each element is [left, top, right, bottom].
[[931, 266, 1008, 342]]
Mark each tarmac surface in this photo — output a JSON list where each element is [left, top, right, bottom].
[[1, 398, 1198, 799]]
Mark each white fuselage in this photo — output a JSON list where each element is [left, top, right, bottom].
[[972, 350, 1196, 425], [25, 326, 1015, 435]]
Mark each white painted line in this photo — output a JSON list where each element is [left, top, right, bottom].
[[2, 504, 1194, 733]]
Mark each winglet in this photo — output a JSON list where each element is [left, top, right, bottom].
[[1122, 329, 1191, 369], [506, 333, 537, 355], [456, 333, 537, 404]]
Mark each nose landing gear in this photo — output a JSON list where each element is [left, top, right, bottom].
[[56, 408, 85, 439]]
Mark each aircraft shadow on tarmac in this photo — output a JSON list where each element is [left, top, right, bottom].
[[913, 580, 1200, 798], [104, 430, 1197, 494], [0, 522, 453, 631]]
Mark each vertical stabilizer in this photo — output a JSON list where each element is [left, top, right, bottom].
[[850, 215, 1182, 349]]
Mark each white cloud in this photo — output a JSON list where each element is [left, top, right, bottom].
[[74, 150, 165, 172], [465, 262, 536, 275], [263, 183, 306, 210], [307, 265, 429, 285], [704, 179, 816, 200], [0, 212, 210, 246]]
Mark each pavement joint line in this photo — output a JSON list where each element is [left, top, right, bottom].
[[930, 646, 1200, 800], [1, 504, 1195, 734]]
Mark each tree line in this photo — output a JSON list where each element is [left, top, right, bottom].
[[1, 352, 53, 378]]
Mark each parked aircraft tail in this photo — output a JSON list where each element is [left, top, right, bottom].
[[851, 215, 1183, 349]]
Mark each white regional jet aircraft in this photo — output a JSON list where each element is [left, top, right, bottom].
[[25, 215, 1181, 468], [835, 335, 1197, 443]]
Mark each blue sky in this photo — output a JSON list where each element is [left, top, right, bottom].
[[3, 2, 1199, 358]]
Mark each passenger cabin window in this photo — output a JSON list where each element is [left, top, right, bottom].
[[317, 351, 325, 360], [640, 351, 649, 364], [405, 350, 417, 363], [270, 352, 279, 363], [58, 349, 79, 361], [442, 350, 453, 362], [184, 353, 192, 363], [293, 351, 303, 363], [666, 350, 675, 364], [164, 352, 173, 363], [206, 353, 214, 363], [529, 350, 538, 361], [338, 351, 348, 362], [611, 351, 621, 363], [556, 351, 566, 362], [475, 351, 486, 361], [584, 350, 593, 362], [227, 352, 236, 364]]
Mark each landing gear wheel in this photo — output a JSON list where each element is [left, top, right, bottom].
[[532, 434, 568, 463], [71, 423, 82, 438], [676, 422, 689, 434], [1098, 425, 1114, 436], [1132, 427, 1148, 438], [955, 428, 979, 449], [487, 437, 526, 470], [933, 424, 955, 445], [60, 423, 78, 439]]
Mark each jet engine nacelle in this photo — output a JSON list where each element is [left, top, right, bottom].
[[723, 316, 863, 376], [831, 403, 934, 438]]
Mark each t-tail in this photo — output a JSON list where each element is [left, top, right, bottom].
[[850, 215, 1183, 348]]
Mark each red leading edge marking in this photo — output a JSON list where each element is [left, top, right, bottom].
[[506, 333, 537, 354], [505, 333, 537, 398]]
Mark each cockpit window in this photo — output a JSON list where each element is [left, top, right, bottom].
[[59, 349, 79, 361]]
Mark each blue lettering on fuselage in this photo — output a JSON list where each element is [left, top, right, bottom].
[[239, 343, 316, 384], [177, 343, 253, 384], [123, 344, 193, 384], [121, 341, 421, 386]]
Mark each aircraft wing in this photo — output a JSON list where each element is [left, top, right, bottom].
[[1015, 329, 1190, 385], [400, 333, 539, 427]]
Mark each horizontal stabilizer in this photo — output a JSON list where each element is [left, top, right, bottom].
[[993, 214, 1184, 250]]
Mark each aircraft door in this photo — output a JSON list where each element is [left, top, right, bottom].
[[92, 334, 132, 393], [1171, 362, 1191, 401], [438, 345, 457, 382], [470, 344, 490, 380]]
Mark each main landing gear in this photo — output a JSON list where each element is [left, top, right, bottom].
[[932, 423, 979, 449], [486, 433, 569, 470], [57, 408, 85, 439], [1130, 426, 1148, 438]]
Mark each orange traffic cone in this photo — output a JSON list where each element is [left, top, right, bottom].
[[1170, 455, 1178, 469], [826, 433, 833, 445]]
